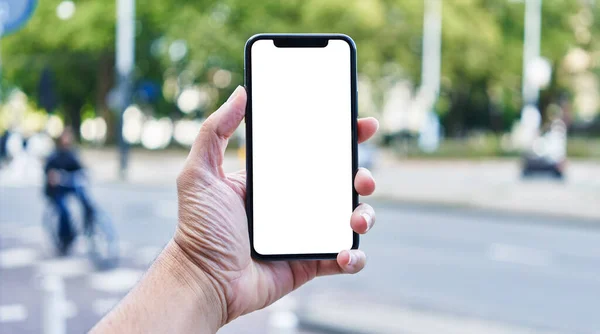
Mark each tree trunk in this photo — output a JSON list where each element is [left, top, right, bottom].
[[96, 52, 116, 143], [65, 101, 84, 142]]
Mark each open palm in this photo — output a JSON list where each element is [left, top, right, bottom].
[[174, 86, 378, 326]]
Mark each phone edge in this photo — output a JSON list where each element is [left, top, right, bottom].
[[245, 33, 359, 261]]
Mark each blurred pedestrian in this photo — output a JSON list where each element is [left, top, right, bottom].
[[0, 130, 8, 166], [91, 86, 379, 333], [44, 127, 95, 253]]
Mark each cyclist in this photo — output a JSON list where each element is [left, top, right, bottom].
[[0, 129, 11, 166], [44, 127, 95, 254]]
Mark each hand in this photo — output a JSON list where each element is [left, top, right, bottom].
[[172, 86, 379, 328], [47, 169, 61, 186]]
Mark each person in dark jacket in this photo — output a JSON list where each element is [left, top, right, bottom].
[[0, 129, 10, 166], [45, 127, 95, 253]]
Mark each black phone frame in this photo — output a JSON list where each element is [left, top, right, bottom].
[[244, 33, 359, 261]]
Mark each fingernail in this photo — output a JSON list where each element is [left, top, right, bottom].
[[347, 252, 355, 266], [227, 85, 243, 102], [360, 167, 373, 177], [361, 213, 371, 232]]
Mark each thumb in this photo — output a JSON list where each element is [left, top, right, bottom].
[[189, 86, 246, 175], [213, 85, 247, 139]]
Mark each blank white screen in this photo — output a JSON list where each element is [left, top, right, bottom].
[[251, 39, 353, 255]]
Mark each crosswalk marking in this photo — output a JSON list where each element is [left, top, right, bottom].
[[0, 304, 28, 323], [13, 225, 47, 245], [92, 298, 120, 316], [0, 224, 162, 330], [64, 300, 78, 319], [88, 268, 144, 293], [0, 247, 38, 268], [37, 257, 94, 278], [488, 243, 552, 267]]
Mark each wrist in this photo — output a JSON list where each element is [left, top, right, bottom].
[[159, 240, 228, 332]]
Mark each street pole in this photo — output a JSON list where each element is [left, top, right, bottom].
[[116, 0, 135, 180], [421, 0, 442, 99], [522, 0, 542, 108], [42, 275, 66, 334], [418, 0, 442, 153]]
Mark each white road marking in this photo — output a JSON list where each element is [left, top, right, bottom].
[[88, 268, 144, 293], [488, 243, 552, 267], [0, 304, 28, 323], [0, 248, 38, 268], [72, 238, 89, 255], [92, 298, 120, 316], [63, 300, 78, 319], [0, 223, 18, 238], [118, 241, 132, 257], [15, 225, 46, 245], [37, 257, 94, 278]]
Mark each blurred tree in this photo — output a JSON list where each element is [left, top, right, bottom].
[[3, 1, 114, 138], [438, 0, 584, 135], [1, 0, 169, 140], [1, 0, 596, 140]]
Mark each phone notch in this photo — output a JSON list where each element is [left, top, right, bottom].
[[273, 37, 329, 48]]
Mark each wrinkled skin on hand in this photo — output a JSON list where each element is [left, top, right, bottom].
[[174, 86, 379, 326]]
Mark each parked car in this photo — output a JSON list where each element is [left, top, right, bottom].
[[521, 120, 567, 179]]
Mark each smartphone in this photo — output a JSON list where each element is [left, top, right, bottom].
[[245, 34, 358, 260]]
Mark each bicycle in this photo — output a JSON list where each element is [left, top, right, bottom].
[[42, 170, 119, 270]]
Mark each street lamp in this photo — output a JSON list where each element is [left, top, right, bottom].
[[418, 0, 442, 153], [521, 0, 543, 109], [116, 0, 135, 179], [519, 0, 552, 145]]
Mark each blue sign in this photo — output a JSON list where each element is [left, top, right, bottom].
[[0, 0, 37, 35]]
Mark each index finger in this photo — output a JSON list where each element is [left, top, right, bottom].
[[357, 117, 379, 143]]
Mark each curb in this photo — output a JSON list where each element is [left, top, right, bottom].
[[296, 297, 565, 334], [371, 194, 600, 228]]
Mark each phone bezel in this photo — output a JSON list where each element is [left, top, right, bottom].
[[244, 33, 359, 261]]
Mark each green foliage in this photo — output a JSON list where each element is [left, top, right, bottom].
[[391, 136, 600, 160], [1, 0, 597, 140]]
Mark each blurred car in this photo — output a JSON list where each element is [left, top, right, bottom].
[[521, 153, 566, 179], [521, 120, 567, 179]]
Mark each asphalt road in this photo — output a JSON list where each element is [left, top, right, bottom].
[[1, 184, 600, 333]]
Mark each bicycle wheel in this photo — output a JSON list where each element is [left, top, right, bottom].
[[42, 201, 77, 256], [42, 203, 62, 254], [88, 210, 119, 270]]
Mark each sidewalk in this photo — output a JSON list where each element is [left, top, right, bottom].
[[373, 150, 600, 221], [81, 148, 599, 221], [2, 147, 599, 221]]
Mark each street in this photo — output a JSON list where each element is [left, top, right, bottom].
[[3, 0, 600, 332], [2, 183, 600, 333]]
